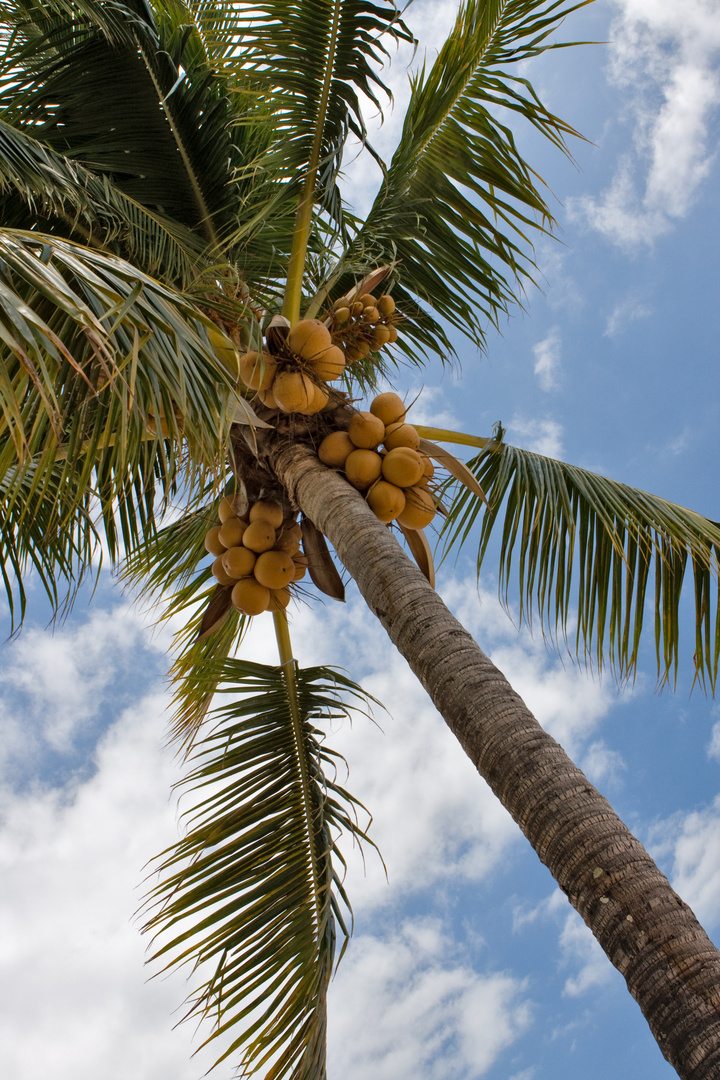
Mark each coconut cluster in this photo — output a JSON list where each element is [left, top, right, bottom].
[[237, 293, 399, 416], [204, 497, 308, 616], [317, 392, 438, 530], [330, 292, 398, 363]]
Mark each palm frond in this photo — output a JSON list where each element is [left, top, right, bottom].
[[0, 230, 247, 620], [441, 436, 720, 688], [143, 657, 377, 1079], [340, 0, 591, 358]]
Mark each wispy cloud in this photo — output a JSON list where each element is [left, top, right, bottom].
[[508, 416, 564, 458], [604, 294, 653, 337], [569, 0, 720, 249], [532, 327, 562, 391]]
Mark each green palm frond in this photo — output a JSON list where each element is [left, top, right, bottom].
[[341, 0, 590, 358], [0, 230, 246, 619], [0, 117, 207, 284], [143, 657, 376, 1079], [441, 435, 720, 688]]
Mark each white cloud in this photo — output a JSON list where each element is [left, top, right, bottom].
[[532, 327, 562, 391], [604, 294, 652, 337], [707, 710, 720, 761], [580, 740, 627, 788], [559, 912, 615, 997], [647, 794, 720, 931], [507, 416, 564, 458], [569, 0, 720, 248], [328, 918, 531, 1079]]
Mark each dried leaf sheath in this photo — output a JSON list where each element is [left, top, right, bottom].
[[142, 659, 375, 1079]]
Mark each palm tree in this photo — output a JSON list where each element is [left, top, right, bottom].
[[1, 1, 718, 1077]]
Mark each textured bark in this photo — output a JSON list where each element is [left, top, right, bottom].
[[268, 436, 720, 1080]]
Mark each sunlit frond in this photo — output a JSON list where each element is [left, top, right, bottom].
[[441, 436, 720, 688], [143, 658, 377, 1079]]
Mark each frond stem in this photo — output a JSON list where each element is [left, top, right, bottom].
[[281, 0, 343, 324], [272, 609, 324, 930]]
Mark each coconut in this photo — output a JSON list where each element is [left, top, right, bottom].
[[397, 485, 436, 529], [308, 345, 346, 382], [287, 319, 332, 360], [212, 555, 236, 586], [345, 340, 370, 362], [333, 306, 351, 324], [231, 578, 270, 616], [222, 545, 257, 579], [238, 350, 277, 391], [372, 325, 391, 348], [242, 519, 277, 553], [382, 446, 425, 488], [318, 431, 355, 468], [377, 294, 396, 316], [370, 392, 406, 427], [204, 526, 226, 557], [254, 550, 295, 589], [268, 587, 292, 611], [422, 456, 435, 479], [345, 448, 383, 490], [258, 384, 279, 409], [358, 293, 376, 308], [361, 306, 380, 324], [348, 411, 386, 449], [249, 500, 284, 529], [292, 554, 309, 581], [218, 517, 248, 549], [272, 370, 316, 413], [208, 325, 240, 379], [275, 523, 302, 554], [297, 381, 329, 415], [366, 480, 406, 523], [387, 325, 398, 343], [350, 301, 365, 318], [384, 422, 420, 451]]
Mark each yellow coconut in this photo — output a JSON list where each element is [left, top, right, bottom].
[[345, 340, 371, 362], [351, 301, 365, 318], [231, 578, 270, 616], [422, 456, 435, 479], [258, 384, 279, 409], [275, 523, 302, 554], [253, 549, 295, 589], [384, 422, 420, 451], [345, 448, 383, 490], [297, 381, 330, 415], [370, 392, 406, 427], [272, 370, 316, 413], [239, 350, 277, 391], [387, 325, 398, 343], [218, 517, 248, 549], [212, 555, 236, 586], [397, 485, 436, 530], [249, 500, 284, 529], [222, 545, 257, 579], [318, 430, 355, 468], [372, 325, 391, 348], [382, 446, 425, 488], [377, 294, 396, 316], [366, 480, 406, 523], [308, 345, 346, 382], [361, 306, 380, 324], [242, 519, 277, 553], [292, 554, 309, 581], [358, 293, 376, 308], [204, 526, 226, 557], [287, 319, 332, 360], [348, 411, 386, 449], [218, 495, 243, 523], [268, 587, 292, 611], [333, 306, 351, 324]]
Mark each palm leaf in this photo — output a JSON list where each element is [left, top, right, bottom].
[[143, 657, 376, 1079], [340, 0, 591, 358], [441, 435, 720, 688]]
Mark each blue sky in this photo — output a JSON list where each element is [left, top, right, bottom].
[[1, 1, 719, 1078]]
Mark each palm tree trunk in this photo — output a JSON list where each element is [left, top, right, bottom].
[[268, 436, 720, 1080]]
